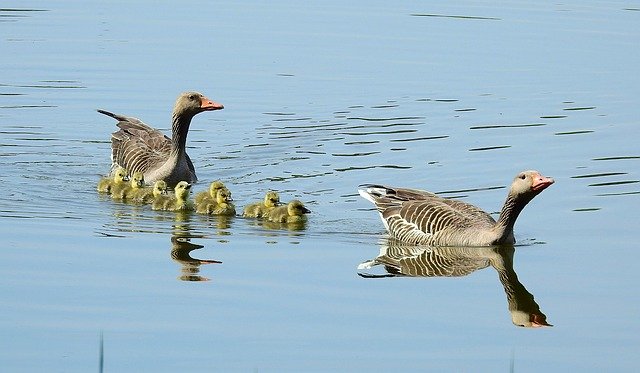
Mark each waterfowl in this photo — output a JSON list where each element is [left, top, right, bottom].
[[194, 180, 226, 205], [153, 181, 194, 212], [98, 92, 224, 187], [136, 179, 168, 204], [97, 167, 128, 194], [113, 171, 145, 200], [242, 191, 281, 218], [196, 188, 236, 216], [358, 170, 554, 246], [265, 200, 310, 223]]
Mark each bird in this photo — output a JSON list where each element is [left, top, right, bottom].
[[194, 180, 227, 205], [196, 187, 235, 216], [153, 181, 194, 212], [135, 179, 168, 204], [358, 170, 554, 246], [265, 200, 310, 223], [242, 191, 281, 218], [113, 171, 145, 200], [98, 91, 224, 187], [97, 167, 128, 194], [150, 180, 172, 210]]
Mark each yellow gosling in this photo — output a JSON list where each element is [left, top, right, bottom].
[[113, 171, 145, 200], [265, 200, 310, 223], [137, 180, 167, 204], [196, 188, 236, 216], [243, 191, 281, 218], [97, 167, 128, 194], [153, 181, 194, 212], [194, 180, 226, 205]]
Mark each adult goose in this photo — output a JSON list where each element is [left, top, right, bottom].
[[358, 170, 554, 246], [98, 92, 224, 187]]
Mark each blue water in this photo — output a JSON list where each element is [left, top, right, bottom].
[[1, 1, 639, 372]]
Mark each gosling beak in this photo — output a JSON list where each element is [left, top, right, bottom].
[[302, 207, 311, 214], [185, 183, 192, 190], [531, 175, 554, 192], [200, 96, 224, 111]]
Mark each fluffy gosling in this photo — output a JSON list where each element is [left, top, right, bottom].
[[97, 167, 128, 194], [243, 191, 281, 218], [194, 180, 226, 205], [265, 200, 310, 223], [196, 188, 236, 216], [153, 181, 194, 212]]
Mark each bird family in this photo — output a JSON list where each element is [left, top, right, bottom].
[[97, 91, 553, 242]]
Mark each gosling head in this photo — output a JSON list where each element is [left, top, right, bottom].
[[264, 191, 281, 208], [153, 180, 168, 197], [209, 180, 226, 196], [287, 200, 311, 216], [174, 181, 192, 201], [215, 188, 233, 205], [130, 171, 145, 188], [114, 167, 128, 184]]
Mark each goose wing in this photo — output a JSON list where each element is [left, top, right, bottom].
[[99, 110, 171, 175]]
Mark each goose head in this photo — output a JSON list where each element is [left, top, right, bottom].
[[287, 200, 311, 216], [153, 180, 168, 197], [509, 170, 554, 200], [174, 92, 224, 117], [264, 191, 281, 208]]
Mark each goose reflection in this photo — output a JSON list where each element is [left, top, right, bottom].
[[170, 235, 222, 282], [358, 238, 551, 328]]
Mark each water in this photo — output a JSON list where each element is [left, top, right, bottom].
[[1, 1, 639, 371]]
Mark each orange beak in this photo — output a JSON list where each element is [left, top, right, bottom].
[[200, 96, 224, 111], [531, 175, 554, 192]]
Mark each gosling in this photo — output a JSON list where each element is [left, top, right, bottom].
[[139, 180, 168, 204], [113, 171, 145, 200], [153, 181, 194, 212], [196, 188, 236, 216], [265, 200, 310, 223], [97, 167, 128, 194], [194, 180, 226, 205], [243, 191, 281, 218]]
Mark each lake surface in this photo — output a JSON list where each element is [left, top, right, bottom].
[[1, 1, 639, 372]]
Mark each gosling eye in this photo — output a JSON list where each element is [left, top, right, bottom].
[[519, 174, 526, 180]]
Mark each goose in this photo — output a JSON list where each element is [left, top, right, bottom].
[[242, 191, 281, 218], [98, 92, 224, 187], [196, 188, 235, 216], [136, 179, 168, 204], [151, 180, 171, 210], [153, 181, 194, 212], [194, 180, 226, 205], [358, 170, 554, 246], [265, 200, 310, 223], [97, 167, 128, 194], [113, 171, 145, 200]]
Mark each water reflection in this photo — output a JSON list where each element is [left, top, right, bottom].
[[170, 235, 221, 282], [358, 238, 551, 328]]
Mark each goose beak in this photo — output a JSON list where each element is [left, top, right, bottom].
[[302, 207, 311, 214], [200, 96, 224, 111], [185, 183, 192, 190], [531, 175, 554, 192]]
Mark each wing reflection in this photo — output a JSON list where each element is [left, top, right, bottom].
[[358, 238, 551, 328]]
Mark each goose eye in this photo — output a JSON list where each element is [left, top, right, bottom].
[[189, 94, 197, 101]]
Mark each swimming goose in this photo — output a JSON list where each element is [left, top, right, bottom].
[[153, 181, 194, 212], [97, 167, 128, 194], [114, 171, 145, 200], [242, 191, 281, 218], [151, 180, 171, 209], [194, 180, 226, 205], [265, 200, 310, 223], [98, 92, 224, 187], [135, 179, 168, 204], [196, 188, 236, 215], [358, 170, 554, 246]]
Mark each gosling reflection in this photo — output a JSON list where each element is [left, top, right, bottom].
[[170, 235, 222, 282], [358, 239, 551, 328]]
